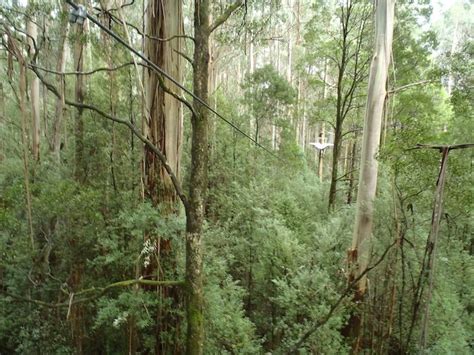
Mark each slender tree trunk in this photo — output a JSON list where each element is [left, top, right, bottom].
[[318, 60, 328, 181], [347, 137, 357, 204], [418, 149, 448, 349], [346, 0, 395, 349], [70, 4, 87, 351], [73, 3, 86, 183], [328, 1, 370, 211], [19, 60, 35, 250], [328, 125, 342, 208], [185, 1, 210, 353], [51, 3, 69, 159], [0, 82, 4, 160], [27, 19, 40, 161], [318, 123, 326, 181], [328, 16, 349, 210]]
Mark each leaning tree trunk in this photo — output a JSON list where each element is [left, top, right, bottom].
[[143, 0, 183, 353], [346, 0, 395, 350]]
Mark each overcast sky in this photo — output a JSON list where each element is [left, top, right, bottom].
[[12, 0, 462, 32], [431, 0, 457, 22]]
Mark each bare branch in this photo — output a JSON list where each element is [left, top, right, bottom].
[[174, 49, 194, 68], [288, 240, 397, 352], [388, 80, 435, 95], [412, 143, 474, 152], [100, 8, 195, 43], [28, 65, 190, 210], [3, 279, 184, 308], [31, 62, 134, 76], [30, 61, 196, 118], [209, 1, 244, 34]]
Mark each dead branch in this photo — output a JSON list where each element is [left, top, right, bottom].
[[3, 279, 184, 309], [31, 62, 134, 76], [388, 80, 434, 95]]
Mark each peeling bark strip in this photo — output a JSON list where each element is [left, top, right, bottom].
[[346, 0, 395, 349], [143, 1, 184, 352], [144, 0, 183, 207]]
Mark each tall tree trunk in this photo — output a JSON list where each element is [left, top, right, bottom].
[[143, 0, 183, 353], [27, 19, 40, 161], [328, 1, 370, 211], [0, 82, 4, 160], [328, 12, 349, 210], [73, 2, 86, 183], [186, 0, 213, 351], [19, 58, 35, 250], [186, 1, 242, 351], [144, 0, 183, 207], [51, 3, 69, 159], [70, 3, 87, 351], [346, 136, 357, 204], [318, 123, 326, 181], [328, 125, 342, 209], [318, 60, 328, 182], [346, 0, 395, 349]]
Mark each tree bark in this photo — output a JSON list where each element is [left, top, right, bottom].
[[70, 3, 87, 351], [185, 0, 243, 351], [346, 0, 395, 349], [318, 122, 326, 181], [51, 3, 69, 159], [19, 58, 35, 250], [73, 2, 86, 183], [27, 19, 40, 161], [143, 1, 184, 352], [144, 0, 183, 208], [346, 137, 357, 204], [185, 2, 210, 352], [418, 147, 449, 350], [0, 82, 4, 160]]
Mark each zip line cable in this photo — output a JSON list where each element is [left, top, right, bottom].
[[65, 0, 279, 159]]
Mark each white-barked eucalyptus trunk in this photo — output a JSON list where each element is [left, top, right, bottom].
[[27, 19, 40, 161], [350, 0, 395, 296]]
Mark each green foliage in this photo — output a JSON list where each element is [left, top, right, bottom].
[[0, 0, 472, 353], [242, 64, 296, 128]]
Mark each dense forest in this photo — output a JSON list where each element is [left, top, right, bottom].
[[0, 0, 472, 354]]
